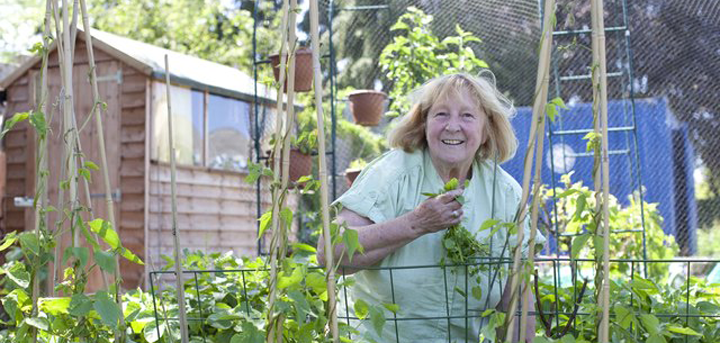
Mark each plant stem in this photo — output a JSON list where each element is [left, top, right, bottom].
[[266, 0, 289, 341], [309, 0, 338, 341], [31, 2, 52, 342], [164, 55, 190, 343]]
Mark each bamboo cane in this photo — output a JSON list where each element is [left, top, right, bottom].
[[50, 0, 67, 294], [265, 0, 289, 341], [519, 1, 555, 341], [70, 0, 78, 62], [309, 0, 338, 341], [78, 2, 126, 337], [590, 0, 611, 340], [60, 0, 81, 253], [506, 1, 555, 340], [164, 55, 190, 343]]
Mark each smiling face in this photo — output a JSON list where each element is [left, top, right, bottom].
[[425, 86, 488, 171]]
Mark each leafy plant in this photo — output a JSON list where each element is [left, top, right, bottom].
[[378, 6, 489, 117]]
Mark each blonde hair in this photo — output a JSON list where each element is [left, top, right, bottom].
[[387, 71, 518, 163]]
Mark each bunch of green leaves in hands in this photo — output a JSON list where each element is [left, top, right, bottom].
[[423, 178, 488, 266]]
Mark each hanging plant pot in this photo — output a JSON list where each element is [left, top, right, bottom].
[[348, 90, 387, 126], [345, 168, 362, 187], [267, 148, 313, 187], [269, 48, 314, 92]]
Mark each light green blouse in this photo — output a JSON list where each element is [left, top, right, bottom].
[[335, 148, 546, 343]]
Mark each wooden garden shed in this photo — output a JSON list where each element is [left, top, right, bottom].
[[0, 29, 282, 290]]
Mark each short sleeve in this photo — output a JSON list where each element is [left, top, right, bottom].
[[505, 180, 547, 257], [333, 152, 409, 225]]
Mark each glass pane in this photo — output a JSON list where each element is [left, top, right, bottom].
[[151, 82, 198, 165], [207, 94, 251, 171], [191, 90, 204, 165]]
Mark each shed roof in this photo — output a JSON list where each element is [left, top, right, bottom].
[[0, 28, 279, 105]]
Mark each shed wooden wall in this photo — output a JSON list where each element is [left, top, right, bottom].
[[1, 40, 147, 290], [2, 76, 33, 235], [146, 163, 282, 271]]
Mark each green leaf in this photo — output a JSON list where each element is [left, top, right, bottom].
[[291, 243, 316, 253], [94, 250, 116, 273], [39, 297, 71, 316], [257, 211, 272, 237], [72, 247, 90, 268], [382, 303, 400, 314], [119, 246, 145, 265], [342, 228, 363, 262], [666, 325, 702, 336], [444, 178, 459, 191], [471, 286, 482, 300], [647, 334, 666, 343], [84, 161, 100, 171], [551, 97, 568, 109], [25, 316, 50, 331], [278, 266, 304, 289], [545, 103, 558, 122], [571, 233, 591, 260], [368, 305, 386, 337], [93, 291, 121, 328], [639, 314, 660, 335], [68, 294, 93, 317], [280, 207, 293, 226], [18, 232, 40, 256], [143, 320, 162, 343], [1, 112, 30, 139], [79, 168, 92, 183], [88, 218, 120, 249], [574, 194, 587, 220], [8, 262, 30, 288], [478, 219, 500, 232], [353, 299, 369, 320], [287, 290, 310, 321], [29, 110, 48, 138], [613, 305, 634, 330], [0, 231, 18, 251]]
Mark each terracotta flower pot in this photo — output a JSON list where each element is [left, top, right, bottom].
[[348, 90, 387, 126], [345, 168, 362, 187], [269, 48, 314, 92], [267, 148, 313, 186]]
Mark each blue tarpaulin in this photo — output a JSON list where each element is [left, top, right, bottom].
[[503, 97, 697, 255]]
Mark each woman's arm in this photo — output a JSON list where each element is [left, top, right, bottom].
[[316, 189, 464, 274]]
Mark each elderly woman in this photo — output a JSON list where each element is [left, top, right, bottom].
[[317, 73, 545, 343]]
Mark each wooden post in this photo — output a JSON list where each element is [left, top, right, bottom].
[[590, 0, 611, 340], [164, 55, 190, 343], [309, 0, 338, 341], [506, 0, 555, 340]]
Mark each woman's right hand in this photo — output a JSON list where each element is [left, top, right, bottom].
[[409, 189, 464, 234]]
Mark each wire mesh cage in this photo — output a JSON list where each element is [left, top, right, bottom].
[[146, 0, 720, 341]]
